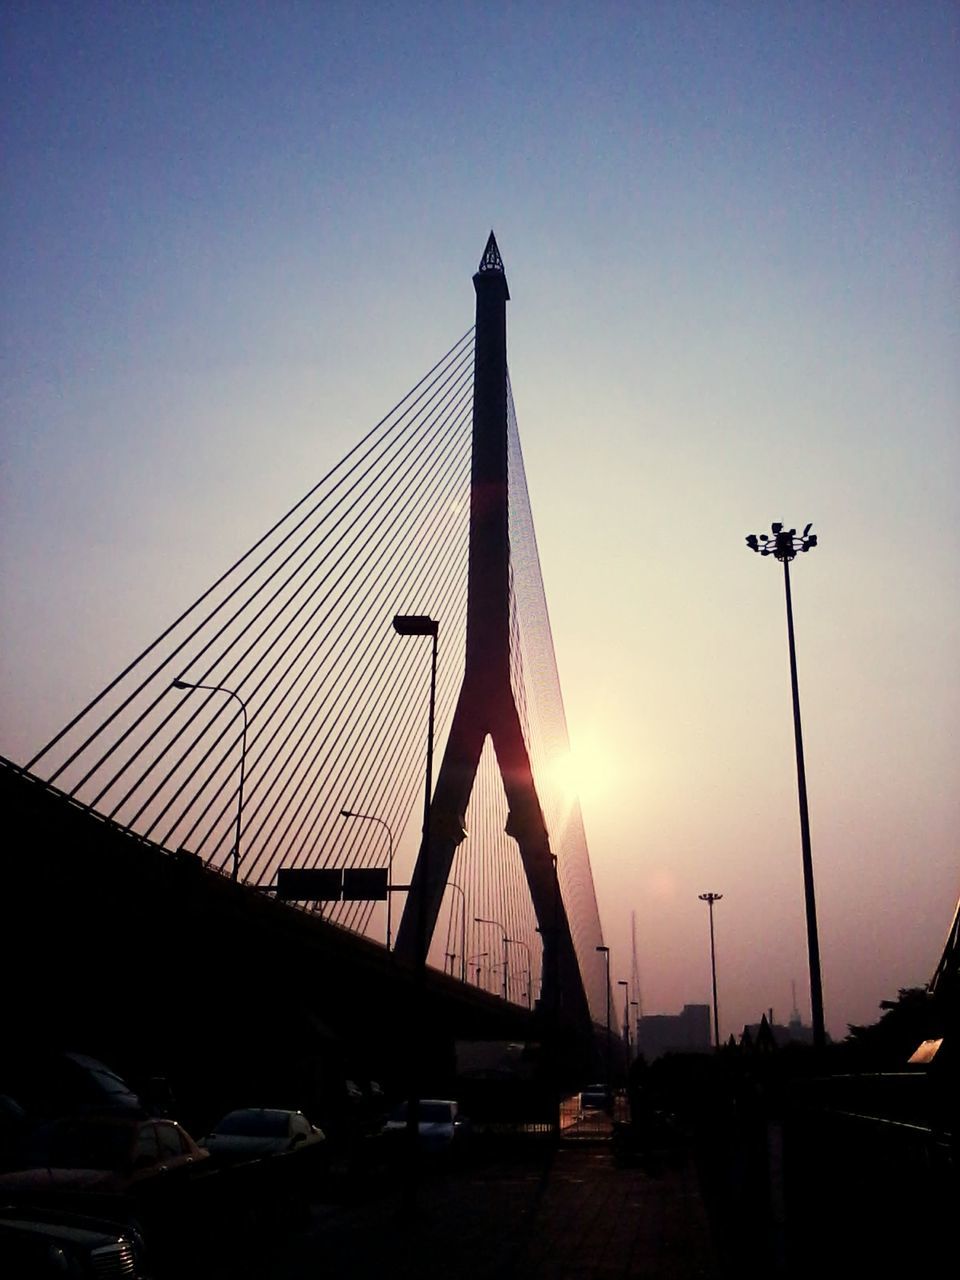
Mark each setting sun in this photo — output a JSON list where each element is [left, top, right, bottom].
[[545, 737, 617, 811]]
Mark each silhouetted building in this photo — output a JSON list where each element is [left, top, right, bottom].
[[635, 1004, 711, 1060], [742, 1006, 817, 1048]]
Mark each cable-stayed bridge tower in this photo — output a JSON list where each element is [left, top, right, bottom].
[[394, 235, 592, 1031], [12, 233, 607, 1035]]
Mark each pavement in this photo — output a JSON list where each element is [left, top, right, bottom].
[[229, 1132, 719, 1280]]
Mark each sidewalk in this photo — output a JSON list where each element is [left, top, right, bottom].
[[256, 1138, 719, 1280]]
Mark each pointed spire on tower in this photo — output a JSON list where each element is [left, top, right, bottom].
[[477, 231, 510, 297]]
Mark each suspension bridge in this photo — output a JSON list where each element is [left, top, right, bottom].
[[3, 234, 612, 1104]]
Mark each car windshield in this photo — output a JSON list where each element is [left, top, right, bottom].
[[25, 1120, 133, 1170], [214, 1111, 289, 1137], [388, 1102, 453, 1124]]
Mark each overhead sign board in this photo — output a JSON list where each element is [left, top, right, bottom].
[[276, 867, 344, 901], [342, 868, 388, 902]]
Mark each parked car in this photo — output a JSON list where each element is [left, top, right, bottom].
[[381, 1099, 471, 1155], [201, 1108, 326, 1162], [0, 1051, 142, 1121], [0, 1112, 208, 1196], [0, 1205, 147, 1278]]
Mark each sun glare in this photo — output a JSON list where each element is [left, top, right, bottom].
[[545, 739, 614, 811]]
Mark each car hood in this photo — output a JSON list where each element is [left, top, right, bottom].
[[204, 1135, 288, 1157], [0, 1166, 119, 1192], [383, 1121, 453, 1138]]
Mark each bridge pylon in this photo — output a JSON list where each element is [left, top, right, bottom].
[[393, 234, 592, 1033]]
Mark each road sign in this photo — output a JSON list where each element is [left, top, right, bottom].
[[276, 867, 343, 901], [342, 868, 388, 901]]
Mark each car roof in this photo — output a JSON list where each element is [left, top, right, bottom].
[[217, 1107, 298, 1118]]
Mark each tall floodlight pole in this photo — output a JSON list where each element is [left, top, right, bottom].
[[596, 945, 611, 1084], [476, 917, 508, 999], [340, 810, 394, 951], [171, 679, 248, 882], [698, 893, 723, 1049], [746, 523, 826, 1051], [392, 612, 439, 1192]]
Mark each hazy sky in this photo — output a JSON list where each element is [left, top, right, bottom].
[[2, 2, 957, 1042]]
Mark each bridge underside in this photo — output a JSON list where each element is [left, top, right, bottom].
[[2, 761, 594, 1124]]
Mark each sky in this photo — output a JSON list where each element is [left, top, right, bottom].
[[2, 2, 957, 1043]]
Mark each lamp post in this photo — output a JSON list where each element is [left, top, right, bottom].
[[447, 881, 467, 982], [698, 893, 723, 1049], [618, 980, 630, 1062], [476, 917, 508, 1000], [468, 951, 488, 987], [596, 945, 611, 1085], [340, 809, 394, 951], [392, 612, 439, 1188], [506, 938, 532, 1008], [171, 679, 248, 883], [746, 522, 826, 1051]]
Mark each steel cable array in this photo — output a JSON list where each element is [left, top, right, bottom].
[[26, 331, 475, 939], [25, 330, 607, 1022]]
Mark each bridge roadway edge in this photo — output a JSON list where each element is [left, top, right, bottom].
[[0, 756, 588, 1128]]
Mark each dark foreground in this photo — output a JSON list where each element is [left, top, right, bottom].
[[193, 1137, 717, 1280]]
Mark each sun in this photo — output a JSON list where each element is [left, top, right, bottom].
[[544, 738, 614, 811]]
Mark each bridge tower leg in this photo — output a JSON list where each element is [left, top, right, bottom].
[[394, 234, 591, 1032]]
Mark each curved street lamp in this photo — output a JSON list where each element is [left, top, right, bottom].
[[596, 945, 611, 1084], [476, 917, 508, 1000], [617, 979, 630, 1059], [446, 882, 467, 982], [467, 951, 489, 987], [340, 809, 394, 952], [171, 678, 248, 883], [506, 937, 532, 1008], [746, 522, 825, 1051]]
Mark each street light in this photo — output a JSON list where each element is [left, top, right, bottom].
[[746, 522, 826, 1051], [596, 945, 611, 1085], [698, 893, 723, 1049], [392, 612, 439, 1188], [476, 917, 508, 1000], [467, 951, 488, 987], [618, 979, 630, 1060], [506, 938, 532, 1008], [171, 678, 248, 883], [446, 881, 467, 982], [340, 809, 394, 951]]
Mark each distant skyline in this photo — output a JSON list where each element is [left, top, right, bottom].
[[2, 3, 957, 1041]]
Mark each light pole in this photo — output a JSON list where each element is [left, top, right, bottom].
[[506, 938, 532, 1008], [392, 612, 439, 1185], [476, 917, 508, 999], [746, 522, 826, 1051], [171, 679, 248, 882], [468, 951, 488, 987], [447, 881, 467, 982], [340, 809, 394, 951], [596, 945, 611, 1085], [698, 893, 723, 1049], [618, 979, 630, 1063]]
